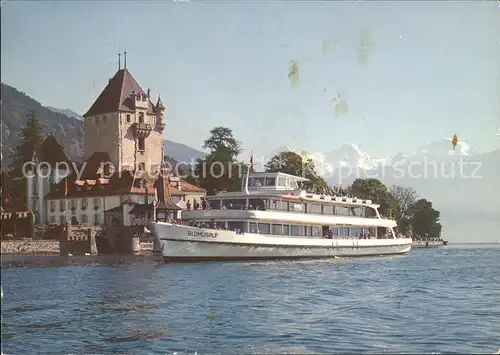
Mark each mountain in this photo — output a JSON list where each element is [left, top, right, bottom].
[[163, 140, 206, 164], [269, 141, 500, 242], [1, 83, 207, 169], [1, 83, 84, 166], [324, 143, 390, 171], [46, 107, 83, 120]]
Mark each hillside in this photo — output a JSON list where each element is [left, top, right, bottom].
[[1, 83, 206, 169], [46, 106, 83, 120], [1, 83, 84, 166], [163, 140, 206, 163]]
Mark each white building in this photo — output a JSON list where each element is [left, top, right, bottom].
[[25, 135, 71, 224]]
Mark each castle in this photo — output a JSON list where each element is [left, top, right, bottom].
[[83, 61, 165, 172], [23, 56, 205, 226]]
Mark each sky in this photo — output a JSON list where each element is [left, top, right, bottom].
[[2, 0, 500, 159]]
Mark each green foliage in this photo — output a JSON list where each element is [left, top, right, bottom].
[[9, 111, 45, 178], [202, 126, 242, 158], [348, 180, 442, 239], [265, 151, 329, 192], [2, 83, 84, 167], [407, 199, 441, 238], [390, 185, 417, 235], [192, 127, 245, 194], [349, 178, 396, 217]]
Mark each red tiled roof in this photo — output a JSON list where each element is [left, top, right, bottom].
[[83, 69, 156, 117], [179, 181, 206, 193], [45, 170, 186, 199], [66, 152, 113, 182]]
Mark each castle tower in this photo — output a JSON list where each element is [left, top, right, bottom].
[[83, 64, 165, 174]]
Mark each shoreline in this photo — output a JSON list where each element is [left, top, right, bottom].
[[1, 240, 154, 255]]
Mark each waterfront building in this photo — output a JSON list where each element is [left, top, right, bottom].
[[83, 58, 165, 173], [21, 57, 206, 226]]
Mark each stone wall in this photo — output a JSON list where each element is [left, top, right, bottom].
[[1, 240, 60, 254], [1, 225, 153, 255], [84, 113, 120, 165]]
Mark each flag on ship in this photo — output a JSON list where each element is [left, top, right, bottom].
[[249, 150, 254, 172]]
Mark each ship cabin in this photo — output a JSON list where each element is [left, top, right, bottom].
[[181, 172, 396, 239], [203, 172, 382, 219]]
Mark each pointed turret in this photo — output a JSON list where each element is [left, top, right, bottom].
[[156, 95, 165, 110], [154, 95, 165, 132]]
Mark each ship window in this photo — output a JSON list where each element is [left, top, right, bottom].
[[290, 224, 304, 236], [126, 114, 131, 123], [222, 199, 246, 210], [228, 221, 244, 232], [258, 223, 270, 234], [264, 177, 276, 186], [272, 224, 282, 235], [271, 199, 288, 211], [350, 207, 363, 216], [305, 226, 312, 236], [210, 199, 221, 209], [249, 222, 258, 233], [312, 226, 322, 237], [289, 202, 304, 212], [277, 176, 286, 187], [139, 112, 144, 123], [283, 225, 289, 236], [365, 207, 376, 218], [289, 179, 299, 189], [323, 205, 334, 214], [248, 198, 267, 210], [307, 203, 322, 214], [330, 227, 339, 236], [351, 227, 362, 237], [250, 177, 265, 187], [336, 206, 349, 216]]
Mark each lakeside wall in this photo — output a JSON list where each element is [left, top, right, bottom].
[[1, 240, 60, 254], [1, 240, 154, 255]]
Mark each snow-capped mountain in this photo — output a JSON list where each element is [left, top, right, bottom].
[[265, 140, 500, 242], [269, 138, 484, 178], [391, 138, 474, 165], [324, 143, 389, 171]]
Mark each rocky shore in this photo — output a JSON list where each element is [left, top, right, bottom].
[[1, 240, 154, 255]]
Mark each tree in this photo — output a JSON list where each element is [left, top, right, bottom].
[[407, 199, 441, 239], [192, 127, 245, 194], [265, 151, 329, 192], [9, 111, 44, 178], [202, 126, 242, 158], [349, 178, 395, 217], [390, 185, 417, 235]]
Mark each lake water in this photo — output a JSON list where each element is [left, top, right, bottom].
[[1, 245, 499, 354]]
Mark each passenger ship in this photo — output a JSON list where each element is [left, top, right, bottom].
[[151, 172, 412, 262]]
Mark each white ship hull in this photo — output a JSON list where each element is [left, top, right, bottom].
[[151, 222, 412, 262]]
